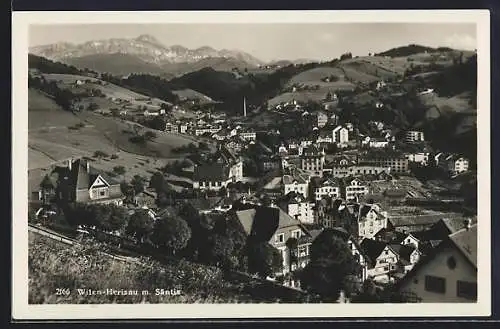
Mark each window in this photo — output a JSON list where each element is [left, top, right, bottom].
[[455, 280, 477, 301], [298, 245, 307, 256], [425, 275, 446, 294], [291, 230, 301, 239], [447, 256, 457, 270], [275, 233, 284, 243]]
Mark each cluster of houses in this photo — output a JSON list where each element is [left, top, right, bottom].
[[28, 83, 474, 302]]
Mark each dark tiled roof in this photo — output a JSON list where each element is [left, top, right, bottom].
[[388, 214, 449, 228], [193, 163, 230, 181], [360, 238, 388, 263], [393, 224, 477, 291], [449, 224, 477, 268], [234, 205, 306, 243], [70, 159, 120, 190], [389, 244, 416, 262], [373, 227, 407, 243], [298, 228, 323, 244]]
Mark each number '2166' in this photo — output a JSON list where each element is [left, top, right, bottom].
[[55, 288, 70, 296]]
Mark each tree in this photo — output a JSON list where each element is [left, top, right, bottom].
[[204, 234, 235, 269], [151, 216, 192, 255], [285, 237, 298, 285], [101, 205, 129, 233], [93, 150, 109, 159], [87, 102, 99, 111], [299, 230, 360, 302], [120, 181, 135, 201], [126, 210, 155, 243], [130, 175, 146, 195], [113, 166, 126, 175], [149, 171, 166, 192], [246, 242, 283, 278], [144, 131, 157, 141]]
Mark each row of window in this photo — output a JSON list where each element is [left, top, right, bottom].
[[274, 230, 302, 243], [424, 275, 477, 300], [199, 181, 225, 187]]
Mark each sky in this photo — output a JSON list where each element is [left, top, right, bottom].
[[29, 23, 477, 62]]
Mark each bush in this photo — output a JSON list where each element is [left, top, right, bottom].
[[129, 135, 146, 145], [113, 166, 126, 175], [93, 150, 109, 158], [110, 154, 119, 159]]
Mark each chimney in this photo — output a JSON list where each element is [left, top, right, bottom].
[[67, 158, 72, 171], [464, 218, 472, 230], [86, 161, 90, 173]]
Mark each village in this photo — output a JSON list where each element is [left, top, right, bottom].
[[28, 70, 477, 304]]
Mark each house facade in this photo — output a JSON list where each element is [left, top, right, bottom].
[[405, 130, 425, 143], [329, 165, 391, 178], [32, 159, 125, 206], [313, 179, 341, 201], [358, 204, 389, 240], [300, 146, 325, 177], [333, 125, 349, 146], [359, 156, 409, 174], [396, 225, 477, 302], [361, 240, 400, 283], [406, 152, 430, 166], [280, 197, 315, 224], [345, 178, 369, 201], [446, 156, 469, 175]]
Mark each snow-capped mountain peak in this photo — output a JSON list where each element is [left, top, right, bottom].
[[29, 35, 264, 66]]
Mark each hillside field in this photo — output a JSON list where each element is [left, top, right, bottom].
[[41, 73, 170, 111], [28, 88, 84, 130]]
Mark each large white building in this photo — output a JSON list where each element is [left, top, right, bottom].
[[332, 125, 349, 146], [405, 152, 430, 166], [300, 145, 325, 177], [280, 195, 315, 224], [405, 130, 425, 143], [357, 204, 388, 240]]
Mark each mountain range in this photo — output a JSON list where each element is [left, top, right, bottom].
[[29, 34, 267, 77]]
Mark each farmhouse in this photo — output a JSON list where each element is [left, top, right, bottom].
[[31, 159, 125, 206]]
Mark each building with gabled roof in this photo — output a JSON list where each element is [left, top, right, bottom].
[[345, 178, 370, 201], [30, 158, 124, 206], [360, 238, 399, 283], [278, 192, 315, 224], [232, 205, 312, 275], [394, 223, 477, 302], [312, 177, 341, 201], [300, 145, 325, 177]]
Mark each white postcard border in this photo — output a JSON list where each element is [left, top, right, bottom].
[[12, 10, 491, 320]]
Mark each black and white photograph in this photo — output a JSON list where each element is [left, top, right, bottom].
[[12, 10, 490, 319]]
